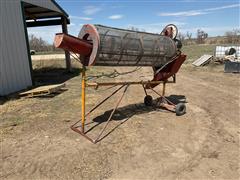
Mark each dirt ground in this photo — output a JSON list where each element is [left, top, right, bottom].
[[0, 65, 239, 180]]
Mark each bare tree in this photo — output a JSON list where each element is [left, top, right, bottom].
[[177, 32, 186, 42], [186, 31, 192, 40], [196, 29, 208, 44], [29, 34, 52, 52], [225, 29, 240, 44]]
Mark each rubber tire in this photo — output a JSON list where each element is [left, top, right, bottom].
[[175, 103, 186, 116], [144, 95, 153, 106]]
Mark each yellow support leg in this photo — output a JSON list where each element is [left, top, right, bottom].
[[81, 66, 86, 132]]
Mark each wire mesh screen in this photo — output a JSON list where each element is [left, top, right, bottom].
[[94, 25, 177, 67]]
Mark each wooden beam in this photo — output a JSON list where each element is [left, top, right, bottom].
[[25, 9, 37, 21], [61, 16, 72, 72], [26, 19, 62, 27], [25, 9, 55, 15]]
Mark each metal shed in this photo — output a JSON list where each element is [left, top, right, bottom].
[[0, 0, 70, 96]]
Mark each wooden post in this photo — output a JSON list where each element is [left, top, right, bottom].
[[61, 16, 71, 72]]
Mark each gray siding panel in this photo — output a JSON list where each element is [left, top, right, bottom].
[[0, 1, 32, 96], [0, 0, 66, 96], [0, 2, 12, 94]]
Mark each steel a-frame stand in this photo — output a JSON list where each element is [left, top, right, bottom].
[[70, 66, 185, 144]]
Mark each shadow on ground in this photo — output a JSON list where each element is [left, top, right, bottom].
[[33, 67, 81, 85], [167, 95, 187, 104], [0, 68, 81, 105], [83, 94, 186, 142]]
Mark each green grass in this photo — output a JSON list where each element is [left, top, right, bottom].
[[182, 44, 217, 63]]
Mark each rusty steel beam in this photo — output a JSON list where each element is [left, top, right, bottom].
[[86, 80, 175, 88]]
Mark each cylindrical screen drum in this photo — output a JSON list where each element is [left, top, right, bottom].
[[78, 24, 178, 67]]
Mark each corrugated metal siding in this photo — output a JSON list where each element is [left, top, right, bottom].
[[0, 1, 32, 96], [23, 0, 63, 14], [0, 0, 67, 96]]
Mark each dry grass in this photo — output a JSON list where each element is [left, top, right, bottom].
[[182, 44, 216, 63]]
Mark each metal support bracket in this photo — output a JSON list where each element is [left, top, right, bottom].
[[71, 84, 129, 143]]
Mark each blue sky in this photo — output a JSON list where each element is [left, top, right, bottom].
[[28, 0, 240, 43]]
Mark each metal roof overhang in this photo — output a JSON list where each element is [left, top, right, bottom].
[[23, 2, 70, 28]]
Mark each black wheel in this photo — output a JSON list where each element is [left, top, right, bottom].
[[144, 95, 153, 106], [175, 103, 186, 116]]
